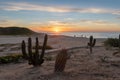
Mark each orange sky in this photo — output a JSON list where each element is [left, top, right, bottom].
[[28, 19, 120, 33], [29, 25, 120, 33]]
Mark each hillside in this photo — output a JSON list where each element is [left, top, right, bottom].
[[0, 27, 37, 35]]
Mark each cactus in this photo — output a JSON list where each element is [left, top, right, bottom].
[[54, 49, 68, 72], [21, 40, 27, 59], [21, 34, 48, 66], [88, 36, 96, 54], [118, 34, 120, 51]]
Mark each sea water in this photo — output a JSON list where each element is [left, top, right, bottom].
[[60, 32, 120, 38], [51, 32, 120, 38]]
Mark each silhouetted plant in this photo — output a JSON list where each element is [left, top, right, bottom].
[[104, 35, 120, 56], [104, 38, 119, 47], [118, 34, 120, 51], [54, 49, 68, 72], [21, 34, 48, 66], [88, 36, 96, 53]]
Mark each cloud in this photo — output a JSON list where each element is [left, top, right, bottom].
[[0, 2, 70, 12], [116, 16, 120, 19], [112, 10, 120, 15], [30, 19, 118, 28], [30, 20, 73, 27], [0, 20, 17, 26], [80, 20, 110, 25], [0, 19, 26, 27], [48, 21, 69, 26], [0, 2, 120, 15], [64, 18, 74, 21]]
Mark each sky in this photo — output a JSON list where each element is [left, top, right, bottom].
[[0, 0, 120, 33]]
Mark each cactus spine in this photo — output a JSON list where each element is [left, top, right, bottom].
[[88, 36, 96, 54], [54, 49, 68, 72], [21, 34, 48, 66]]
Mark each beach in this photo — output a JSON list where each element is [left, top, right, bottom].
[[0, 35, 120, 80], [0, 35, 105, 56]]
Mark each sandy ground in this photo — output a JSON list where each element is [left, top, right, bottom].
[[0, 35, 120, 80], [0, 35, 105, 56]]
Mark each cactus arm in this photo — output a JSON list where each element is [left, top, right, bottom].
[[35, 37, 39, 65], [28, 37, 33, 64], [90, 36, 93, 44], [88, 43, 90, 46], [92, 39, 96, 47], [40, 34, 48, 59], [28, 38, 32, 58], [119, 34, 120, 50], [21, 40, 28, 59], [35, 37, 39, 55]]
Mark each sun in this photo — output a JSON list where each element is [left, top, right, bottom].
[[55, 28, 59, 32], [53, 27, 60, 33]]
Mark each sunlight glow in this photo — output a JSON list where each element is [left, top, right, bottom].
[[53, 27, 60, 33]]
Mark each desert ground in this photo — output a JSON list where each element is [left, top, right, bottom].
[[0, 35, 120, 80]]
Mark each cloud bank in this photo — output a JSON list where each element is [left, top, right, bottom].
[[0, 2, 120, 15]]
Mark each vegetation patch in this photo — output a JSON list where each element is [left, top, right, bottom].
[[104, 38, 119, 47], [0, 43, 17, 47], [0, 54, 23, 64]]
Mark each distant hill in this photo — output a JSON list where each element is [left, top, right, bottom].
[[0, 27, 37, 35]]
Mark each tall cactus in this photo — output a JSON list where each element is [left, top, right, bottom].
[[88, 36, 96, 54], [54, 49, 68, 72], [118, 34, 120, 51], [21, 34, 48, 66]]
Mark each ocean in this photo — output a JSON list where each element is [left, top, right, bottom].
[[50, 32, 120, 38]]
